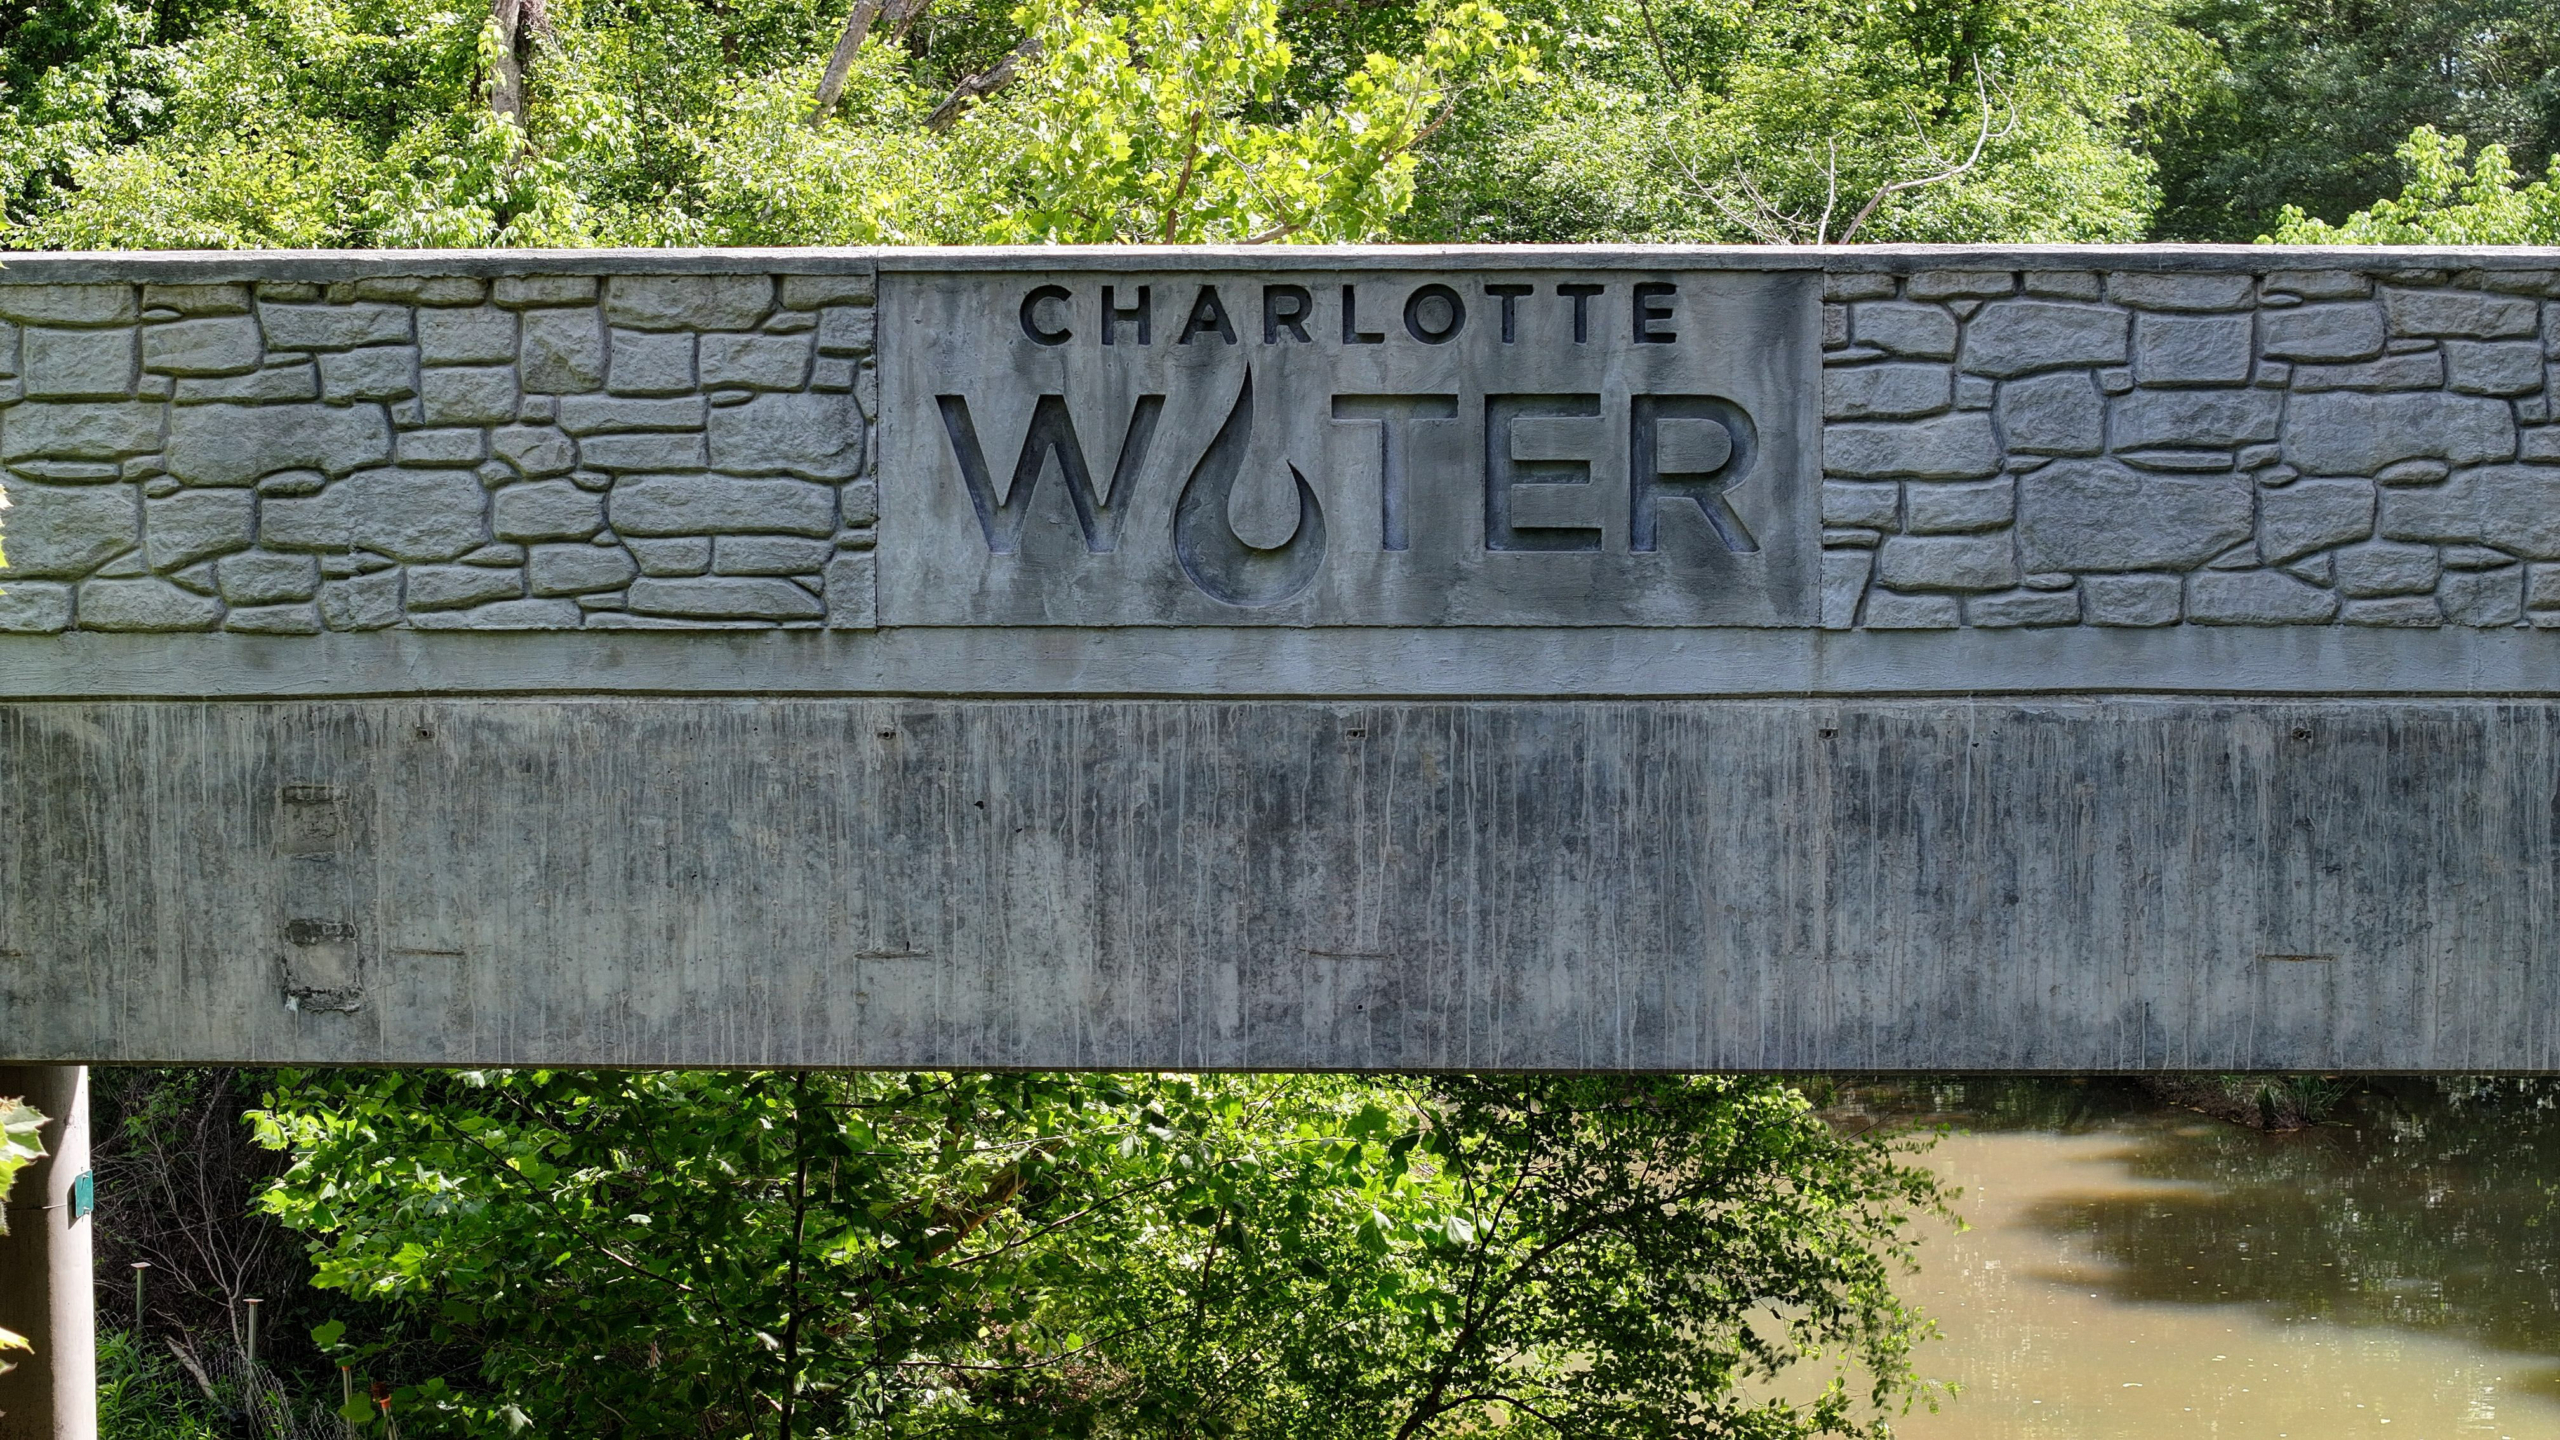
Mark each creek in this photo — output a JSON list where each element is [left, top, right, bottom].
[[1870, 1082, 2560, 1440]]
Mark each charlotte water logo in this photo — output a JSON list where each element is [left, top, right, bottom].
[[936, 366, 1329, 608], [928, 277, 1770, 615]]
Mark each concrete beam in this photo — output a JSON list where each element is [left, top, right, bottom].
[[2, 698, 2555, 1073]]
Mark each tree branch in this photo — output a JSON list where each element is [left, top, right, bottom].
[[886, 0, 932, 42], [435, 1108, 716, 1312], [1633, 0, 1679, 88], [810, 0, 933, 127], [1160, 110, 1208, 244], [488, 0, 527, 127], [1436, 1390, 1570, 1434], [925, 34, 1040, 133], [778, 1075, 813, 1440], [1394, 1117, 1716, 1440], [940, 1172, 1183, 1268], [1835, 60, 2007, 245], [1815, 138, 1840, 245], [808, 0, 887, 127]]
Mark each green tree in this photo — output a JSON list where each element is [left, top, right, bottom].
[[2, 0, 2237, 250], [964, 0, 1532, 244], [2147, 0, 2560, 242], [1403, 0, 2209, 244], [2263, 124, 2560, 243], [253, 1069, 1945, 1438], [1073, 1073, 1949, 1440], [1, 0, 1530, 248]]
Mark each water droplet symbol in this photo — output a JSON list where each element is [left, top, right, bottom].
[[1173, 370, 1326, 607]]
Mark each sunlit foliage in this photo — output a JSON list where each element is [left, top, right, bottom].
[[253, 1069, 1945, 1437], [0, 0, 1530, 247], [1412, 0, 2211, 244], [2265, 124, 2560, 245]]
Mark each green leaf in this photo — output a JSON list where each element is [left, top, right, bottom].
[[0, 1099, 47, 1238]]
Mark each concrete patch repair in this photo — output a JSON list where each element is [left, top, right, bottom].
[[3, 245, 2560, 1070]]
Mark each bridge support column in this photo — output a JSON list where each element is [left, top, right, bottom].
[[0, 1066, 93, 1440]]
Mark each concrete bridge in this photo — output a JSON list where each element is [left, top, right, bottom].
[[0, 245, 2557, 1076]]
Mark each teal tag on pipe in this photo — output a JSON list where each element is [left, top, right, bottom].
[[70, 1169, 93, 1220]]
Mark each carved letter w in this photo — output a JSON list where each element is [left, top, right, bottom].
[[936, 393, 1164, 554]]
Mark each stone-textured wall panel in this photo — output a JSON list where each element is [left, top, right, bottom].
[[0, 266, 880, 633], [1822, 261, 2560, 631], [5, 251, 2560, 636]]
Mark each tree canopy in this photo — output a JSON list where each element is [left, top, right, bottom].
[[0, 0, 1534, 247], [2148, 0, 2560, 242], [2264, 124, 2560, 243], [16, 0, 2555, 248], [1408, 0, 2205, 244], [252, 1068, 1946, 1438]]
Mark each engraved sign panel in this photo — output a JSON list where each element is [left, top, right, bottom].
[[879, 269, 1819, 626]]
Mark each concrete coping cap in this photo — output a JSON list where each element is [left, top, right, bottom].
[[0, 243, 2558, 283]]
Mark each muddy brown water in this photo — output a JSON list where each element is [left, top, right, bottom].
[[1870, 1086, 2560, 1439]]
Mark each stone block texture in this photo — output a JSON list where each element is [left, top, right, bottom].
[[0, 270, 876, 630], [1823, 265, 2560, 629], [12, 258, 2560, 637]]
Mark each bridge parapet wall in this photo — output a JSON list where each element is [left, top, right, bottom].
[[4, 249, 2558, 646], [2, 246, 2558, 1073]]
